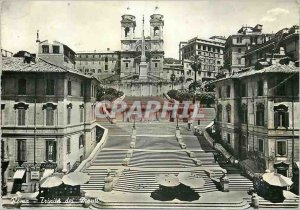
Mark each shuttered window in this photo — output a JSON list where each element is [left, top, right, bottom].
[[18, 109, 26, 125], [46, 140, 57, 162], [67, 138, 71, 154], [276, 140, 287, 156], [18, 79, 26, 95], [46, 108, 54, 126], [17, 139, 26, 162], [46, 79, 55, 95]]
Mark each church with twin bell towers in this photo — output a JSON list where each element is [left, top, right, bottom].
[[120, 7, 165, 80]]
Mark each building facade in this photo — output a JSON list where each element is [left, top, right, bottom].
[[75, 49, 120, 80], [1, 54, 100, 193], [179, 36, 225, 82], [38, 40, 76, 69], [244, 25, 299, 67], [213, 29, 299, 176], [224, 24, 274, 73]]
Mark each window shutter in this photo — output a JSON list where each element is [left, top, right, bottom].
[[46, 141, 49, 161], [53, 141, 57, 162], [285, 112, 289, 129], [22, 140, 26, 161], [274, 112, 279, 129]]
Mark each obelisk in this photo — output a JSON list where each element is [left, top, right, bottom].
[[139, 15, 148, 80]]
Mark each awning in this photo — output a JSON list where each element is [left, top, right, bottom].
[[13, 169, 26, 179], [41, 169, 54, 180]]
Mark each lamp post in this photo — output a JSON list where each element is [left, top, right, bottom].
[[170, 73, 176, 90]]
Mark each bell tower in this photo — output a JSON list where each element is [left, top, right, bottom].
[[150, 7, 164, 40], [121, 8, 136, 40]]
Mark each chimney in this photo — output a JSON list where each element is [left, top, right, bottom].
[[36, 30, 40, 62], [107, 48, 110, 51], [23, 52, 31, 64]]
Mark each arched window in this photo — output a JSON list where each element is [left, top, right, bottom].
[[154, 26, 159, 36], [18, 79, 26, 95], [125, 27, 130, 37], [79, 135, 84, 148]]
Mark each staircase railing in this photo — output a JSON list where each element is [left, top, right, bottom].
[[75, 123, 108, 172]]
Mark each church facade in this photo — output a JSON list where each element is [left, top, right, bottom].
[[120, 13, 164, 78]]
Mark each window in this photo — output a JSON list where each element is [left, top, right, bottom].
[[79, 135, 84, 148], [46, 108, 54, 126], [226, 104, 231, 123], [274, 104, 289, 129], [208, 47, 211, 51], [105, 64, 108, 71], [241, 104, 248, 124], [53, 45, 60, 54], [218, 88, 222, 98], [17, 139, 26, 162], [217, 104, 222, 121], [68, 81, 72, 95], [237, 37, 242, 43], [80, 82, 84, 97], [125, 63, 129, 68], [18, 109, 26, 125], [256, 103, 264, 126], [155, 63, 158, 68], [42, 45, 49, 53], [125, 27, 130, 37], [154, 26, 159, 36], [238, 48, 242, 53], [276, 140, 287, 156], [46, 140, 57, 162], [203, 46, 206, 51], [98, 69, 101, 73], [67, 138, 71, 154], [241, 83, 247, 97], [80, 108, 84, 123], [227, 133, 231, 144], [46, 79, 55, 95], [258, 139, 264, 153], [257, 80, 264, 96], [238, 57, 241, 65], [226, 85, 230, 97], [18, 79, 26, 95], [105, 57, 108, 63], [67, 108, 71, 125], [91, 69, 95, 73]]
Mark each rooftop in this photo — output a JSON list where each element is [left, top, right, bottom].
[[2, 57, 92, 79], [213, 62, 298, 83]]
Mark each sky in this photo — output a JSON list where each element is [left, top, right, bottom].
[[1, 0, 299, 58]]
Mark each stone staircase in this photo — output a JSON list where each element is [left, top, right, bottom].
[[215, 159, 254, 191], [113, 169, 218, 194], [81, 169, 115, 191], [92, 150, 128, 166], [128, 150, 196, 168]]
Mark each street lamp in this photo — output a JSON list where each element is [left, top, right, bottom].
[[170, 73, 176, 90]]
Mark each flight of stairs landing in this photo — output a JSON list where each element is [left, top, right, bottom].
[[113, 169, 218, 194]]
